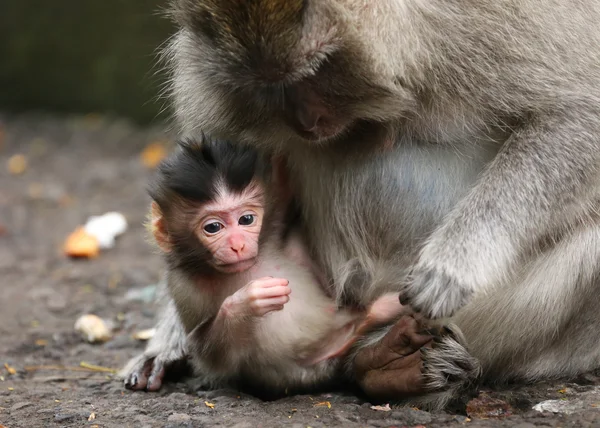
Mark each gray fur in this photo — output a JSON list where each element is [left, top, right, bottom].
[[161, 0, 600, 408]]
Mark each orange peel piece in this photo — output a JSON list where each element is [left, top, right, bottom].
[[63, 226, 100, 258]]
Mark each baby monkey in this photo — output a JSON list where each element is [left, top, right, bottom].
[[123, 137, 402, 395]]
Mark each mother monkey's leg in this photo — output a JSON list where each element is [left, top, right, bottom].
[[354, 221, 600, 408]]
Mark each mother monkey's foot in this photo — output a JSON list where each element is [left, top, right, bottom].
[[353, 314, 481, 410]]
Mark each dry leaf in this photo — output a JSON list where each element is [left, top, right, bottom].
[[64, 227, 100, 258], [558, 388, 568, 394], [35, 339, 48, 346], [3, 363, 16, 375], [140, 142, 167, 168], [7, 387, 14, 391], [370, 404, 392, 411], [88, 412, 96, 421], [74, 315, 112, 343], [314, 401, 331, 409], [132, 328, 156, 341], [7, 154, 27, 175], [205, 401, 215, 409]]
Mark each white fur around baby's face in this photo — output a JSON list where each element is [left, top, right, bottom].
[[196, 182, 265, 274]]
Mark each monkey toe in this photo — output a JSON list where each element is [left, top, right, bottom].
[[146, 362, 166, 391], [123, 356, 156, 391], [125, 372, 147, 391]]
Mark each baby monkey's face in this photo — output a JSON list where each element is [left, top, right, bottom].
[[196, 183, 264, 274]]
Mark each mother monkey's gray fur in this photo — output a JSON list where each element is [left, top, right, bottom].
[[143, 0, 600, 408]]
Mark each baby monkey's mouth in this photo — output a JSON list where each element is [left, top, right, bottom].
[[217, 257, 258, 273]]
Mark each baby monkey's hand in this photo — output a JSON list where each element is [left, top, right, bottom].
[[220, 277, 291, 318]]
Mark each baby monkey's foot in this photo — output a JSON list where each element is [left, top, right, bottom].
[[120, 351, 188, 392]]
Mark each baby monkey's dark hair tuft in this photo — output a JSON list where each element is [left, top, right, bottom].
[[148, 133, 266, 212]]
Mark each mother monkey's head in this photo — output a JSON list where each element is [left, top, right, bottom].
[[165, 0, 415, 150]]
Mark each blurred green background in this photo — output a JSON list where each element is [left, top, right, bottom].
[[0, 0, 175, 125]]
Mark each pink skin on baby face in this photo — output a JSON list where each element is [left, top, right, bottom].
[[196, 183, 265, 274]]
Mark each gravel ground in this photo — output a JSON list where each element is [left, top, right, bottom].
[[1, 113, 600, 428]]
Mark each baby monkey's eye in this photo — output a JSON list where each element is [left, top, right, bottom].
[[203, 222, 223, 234], [238, 215, 255, 226]]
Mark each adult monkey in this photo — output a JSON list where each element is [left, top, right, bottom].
[[158, 0, 600, 408]]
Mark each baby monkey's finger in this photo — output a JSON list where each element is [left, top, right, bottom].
[[254, 295, 290, 312], [251, 284, 291, 300]]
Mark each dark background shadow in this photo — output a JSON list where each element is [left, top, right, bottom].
[[0, 0, 174, 125]]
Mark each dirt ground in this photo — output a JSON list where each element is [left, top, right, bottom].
[[2, 113, 600, 428]]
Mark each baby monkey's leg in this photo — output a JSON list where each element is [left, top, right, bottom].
[[120, 297, 188, 391], [299, 292, 405, 365]]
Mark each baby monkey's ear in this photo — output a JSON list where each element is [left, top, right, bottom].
[[149, 201, 172, 253]]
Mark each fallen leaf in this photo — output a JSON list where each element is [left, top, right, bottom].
[[205, 401, 215, 409], [63, 227, 100, 258], [132, 328, 156, 341], [35, 339, 48, 346], [558, 388, 568, 394], [24, 364, 114, 373], [466, 393, 512, 419], [7, 154, 27, 175], [140, 142, 167, 168], [314, 401, 331, 409], [88, 412, 96, 421], [3, 364, 16, 375], [7, 387, 13, 391], [370, 404, 392, 412], [75, 315, 112, 343]]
